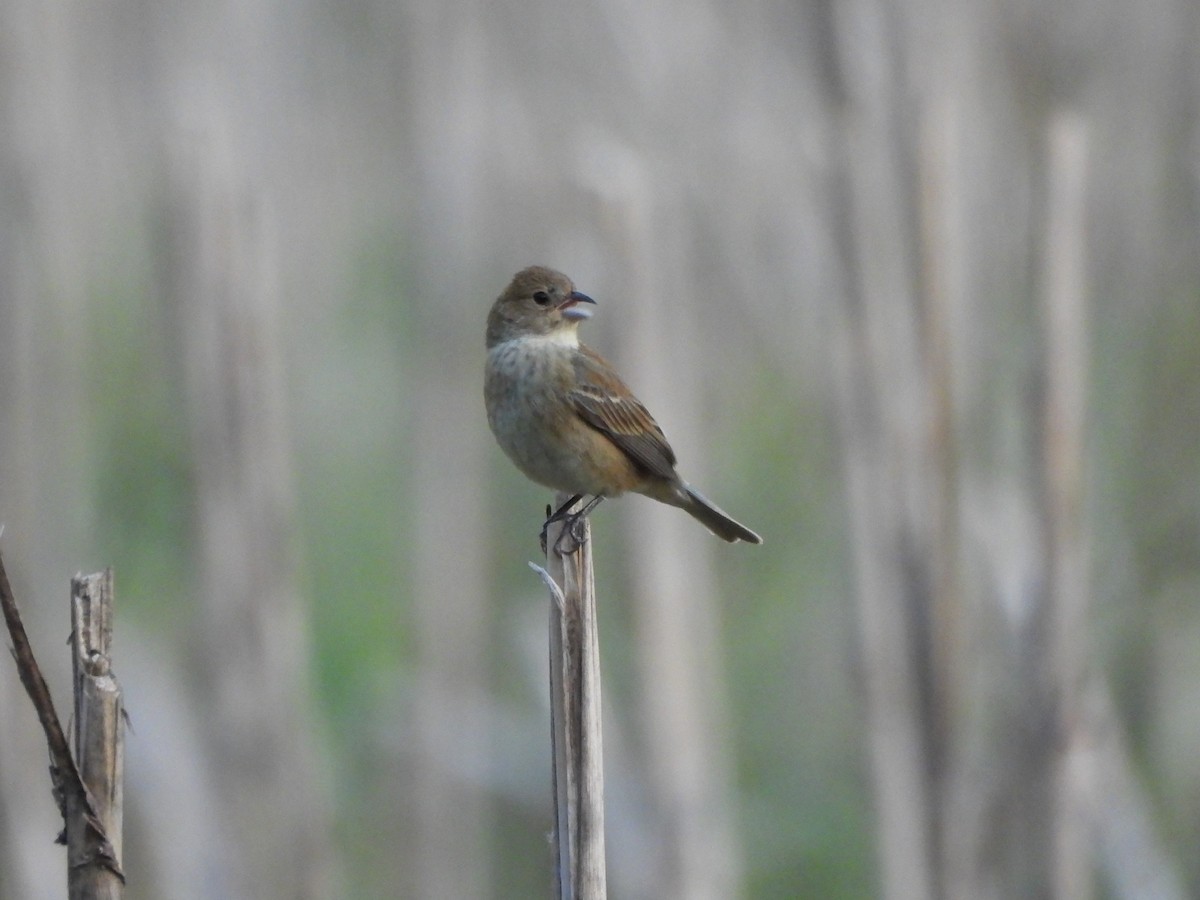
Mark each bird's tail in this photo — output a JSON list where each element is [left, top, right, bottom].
[[680, 484, 763, 544]]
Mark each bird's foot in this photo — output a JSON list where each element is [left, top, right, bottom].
[[540, 496, 580, 555], [552, 513, 589, 556], [540, 494, 603, 556]]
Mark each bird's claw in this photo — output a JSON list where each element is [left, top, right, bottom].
[[567, 515, 590, 553], [546, 509, 588, 556]]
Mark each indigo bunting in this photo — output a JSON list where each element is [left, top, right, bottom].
[[485, 266, 762, 546]]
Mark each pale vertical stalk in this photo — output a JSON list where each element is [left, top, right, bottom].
[[543, 498, 607, 900], [69, 569, 125, 900], [1040, 110, 1091, 900], [915, 52, 972, 896]]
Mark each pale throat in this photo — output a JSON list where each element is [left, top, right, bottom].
[[499, 327, 580, 351], [487, 326, 581, 381]]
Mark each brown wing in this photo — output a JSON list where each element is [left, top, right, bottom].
[[571, 345, 678, 481]]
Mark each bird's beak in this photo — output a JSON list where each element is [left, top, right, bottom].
[[559, 291, 596, 321]]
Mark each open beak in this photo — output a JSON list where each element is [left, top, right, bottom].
[[559, 291, 596, 321]]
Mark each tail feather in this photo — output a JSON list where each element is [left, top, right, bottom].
[[681, 485, 763, 544]]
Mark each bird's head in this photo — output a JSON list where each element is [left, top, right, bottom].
[[486, 266, 596, 347]]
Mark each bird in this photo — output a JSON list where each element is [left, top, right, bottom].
[[484, 265, 762, 550]]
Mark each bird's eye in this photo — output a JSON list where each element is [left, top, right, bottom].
[[532, 290, 551, 306]]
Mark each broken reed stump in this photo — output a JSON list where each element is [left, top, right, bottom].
[[531, 493, 607, 900], [0, 548, 124, 898], [69, 570, 125, 899]]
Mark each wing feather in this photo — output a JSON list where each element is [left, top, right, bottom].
[[571, 346, 678, 481]]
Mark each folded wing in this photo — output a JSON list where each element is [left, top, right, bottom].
[[571, 346, 678, 482]]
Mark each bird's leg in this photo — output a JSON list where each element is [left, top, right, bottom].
[[540, 494, 584, 554], [553, 495, 605, 556]]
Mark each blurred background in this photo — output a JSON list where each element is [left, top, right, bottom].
[[0, 0, 1197, 897]]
